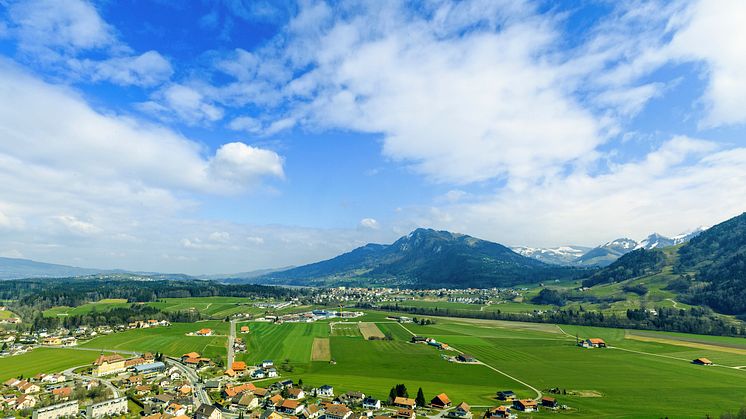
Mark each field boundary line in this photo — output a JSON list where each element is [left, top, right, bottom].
[[398, 322, 416, 336]]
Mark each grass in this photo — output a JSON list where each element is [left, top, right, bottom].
[[43, 299, 130, 317], [80, 321, 229, 359], [330, 322, 361, 337], [0, 348, 118, 382]]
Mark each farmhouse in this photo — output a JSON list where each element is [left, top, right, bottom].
[[448, 402, 472, 419], [196, 328, 213, 336], [496, 391, 516, 401], [541, 396, 558, 408], [394, 408, 416, 419], [431, 393, 452, 408], [241, 326, 250, 333], [338, 391, 366, 405], [580, 338, 606, 348], [512, 399, 537, 412], [393, 397, 416, 409], [693, 357, 714, 366], [484, 406, 514, 419]]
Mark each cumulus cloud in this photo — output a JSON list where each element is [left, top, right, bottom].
[[359, 218, 380, 230], [83, 50, 174, 87], [140, 84, 224, 125]]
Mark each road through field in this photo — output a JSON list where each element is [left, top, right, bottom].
[[228, 318, 236, 367], [396, 322, 543, 401]]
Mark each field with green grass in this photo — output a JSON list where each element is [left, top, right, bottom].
[[80, 321, 229, 359], [43, 299, 130, 317], [236, 312, 746, 418], [0, 348, 118, 381]]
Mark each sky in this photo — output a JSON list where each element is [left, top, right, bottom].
[[0, 0, 745, 274]]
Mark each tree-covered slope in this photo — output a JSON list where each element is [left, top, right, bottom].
[[582, 248, 668, 288]]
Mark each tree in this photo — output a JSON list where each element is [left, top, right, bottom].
[[388, 387, 397, 403], [298, 378, 304, 388], [415, 387, 426, 407]]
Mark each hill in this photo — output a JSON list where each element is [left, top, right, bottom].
[[573, 238, 638, 267], [676, 212, 746, 314], [0, 257, 105, 280], [581, 248, 668, 288], [255, 228, 588, 288]]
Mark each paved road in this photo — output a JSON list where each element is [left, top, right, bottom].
[[62, 366, 121, 398], [227, 318, 236, 368], [165, 357, 211, 406]]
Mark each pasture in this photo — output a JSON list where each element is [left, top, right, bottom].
[[80, 321, 229, 359], [0, 348, 118, 382], [43, 299, 130, 317]]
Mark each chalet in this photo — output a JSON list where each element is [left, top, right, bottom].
[[301, 404, 323, 419], [393, 397, 416, 409], [196, 328, 213, 336], [15, 394, 37, 409], [195, 404, 222, 419], [448, 402, 472, 419], [541, 396, 558, 408], [394, 409, 415, 419], [18, 381, 40, 394], [362, 397, 381, 410], [268, 394, 284, 408], [266, 368, 279, 378], [512, 399, 537, 412], [430, 393, 451, 409], [224, 368, 236, 378], [324, 404, 352, 419], [315, 385, 334, 398], [693, 357, 714, 366], [457, 354, 477, 363], [253, 388, 270, 399]]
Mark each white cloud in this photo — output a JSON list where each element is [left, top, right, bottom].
[[208, 142, 285, 191], [53, 215, 101, 236], [83, 50, 173, 87], [418, 137, 746, 247], [359, 218, 380, 230], [8, 0, 116, 54], [141, 84, 224, 125], [666, 0, 746, 127]]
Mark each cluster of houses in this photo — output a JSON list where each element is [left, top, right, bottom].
[[577, 338, 606, 349], [0, 364, 127, 417], [224, 359, 278, 380], [256, 311, 364, 325], [410, 336, 451, 351]]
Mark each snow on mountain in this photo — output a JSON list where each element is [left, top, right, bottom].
[[511, 245, 591, 265]]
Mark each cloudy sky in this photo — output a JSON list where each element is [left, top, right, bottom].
[[0, 0, 744, 274]]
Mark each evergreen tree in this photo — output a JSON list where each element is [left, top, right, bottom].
[[415, 387, 426, 407]]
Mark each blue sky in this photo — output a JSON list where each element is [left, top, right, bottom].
[[0, 0, 744, 274]]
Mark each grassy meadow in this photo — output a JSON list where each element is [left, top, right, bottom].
[[0, 348, 118, 382]]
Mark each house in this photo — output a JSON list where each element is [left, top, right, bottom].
[[253, 388, 269, 399], [279, 399, 304, 415], [301, 404, 323, 419], [262, 360, 274, 368], [231, 361, 248, 374], [393, 397, 416, 409], [251, 369, 266, 379], [315, 385, 334, 398], [182, 352, 201, 361], [135, 385, 152, 396], [339, 391, 366, 405], [51, 387, 73, 400], [536, 396, 556, 408], [496, 391, 516, 401], [512, 399, 537, 412], [580, 338, 606, 348], [195, 404, 222, 419], [693, 357, 714, 366], [457, 354, 477, 363], [430, 393, 451, 409], [266, 368, 278, 378], [324, 404, 352, 419], [223, 383, 256, 398], [41, 336, 62, 346], [448, 402, 471, 419], [268, 394, 284, 408], [241, 326, 250, 333], [19, 381, 41, 394], [179, 385, 192, 396], [483, 406, 515, 419], [224, 368, 236, 378], [394, 409, 415, 419], [362, 397, 381, 410], [165, 403, 187, 416], [287, 388, 305, 400], [232, 393, 259, 411], [196, 328, 213, 336], [16, 394, 37, 409]]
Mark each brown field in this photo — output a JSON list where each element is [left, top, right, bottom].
[[311, 338, 331, 361], [625, 332, 746, 356], [359, 322, 385, 339]]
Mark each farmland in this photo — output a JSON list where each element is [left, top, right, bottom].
[[0, 348, 119, 382], [79, 321, 229, 359]]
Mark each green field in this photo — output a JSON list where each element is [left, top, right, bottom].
[[0, 348, 118, 382], [80, 321, 229, 359], [236, 313, 746, 418], [44, 299, 131, 317]]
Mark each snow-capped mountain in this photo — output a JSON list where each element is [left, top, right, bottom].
[[672, 226, 706, 245], [574, 238, 638, 267], [634, 233, 674, 250], [511, 245, 591, 266]]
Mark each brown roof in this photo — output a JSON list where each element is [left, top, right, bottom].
[[224, 383, 256, 398], [52, 387, 72, 398], [281, 399, 300, 409], [517, 399, 537, 407], [432, 393, 451, 405], [394, 397, 415, 407], [182, 352, 200, 359], [93, 354, 124, 365], [588, 338, 605, 344], [326, 404, 351, 416], [695, 357, 713, 364], [456, 402, 470, 412], [231, 361, 247, 371]]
